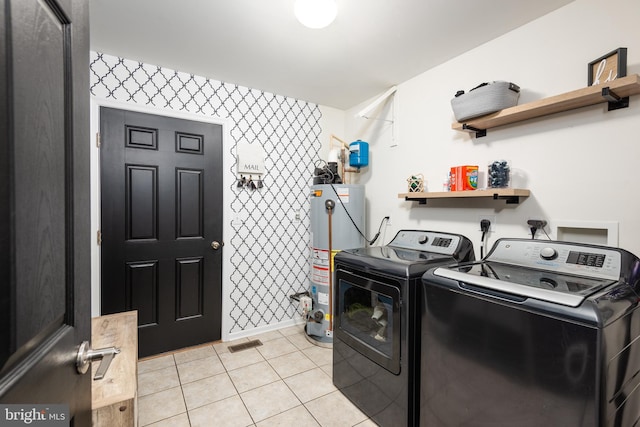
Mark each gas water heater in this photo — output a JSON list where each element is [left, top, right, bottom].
[[307, 184, 365, 343]]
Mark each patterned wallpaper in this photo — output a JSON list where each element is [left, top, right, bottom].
[[90, 52, 322, 334]]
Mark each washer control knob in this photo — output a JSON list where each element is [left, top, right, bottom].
[[540, 247, 558, 260], [418, 235, 428, 244]]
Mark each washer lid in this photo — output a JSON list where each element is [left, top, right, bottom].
[[345, 246, 453, 264], [336, 246, 455, 278], [434, 262, 615, 307]]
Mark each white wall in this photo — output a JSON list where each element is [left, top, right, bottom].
[[341, 0, 640, 257], [318, 105, 347, 162]]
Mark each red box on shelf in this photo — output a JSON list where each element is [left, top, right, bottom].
[[450, 165, 478, 191]]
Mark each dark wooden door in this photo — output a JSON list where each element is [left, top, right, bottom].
[[0, 0, 91, 424], [100, 107, 223, 358]]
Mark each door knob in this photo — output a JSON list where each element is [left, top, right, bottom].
[[211, 240, 224, 250], [76, 340, 121, 380]]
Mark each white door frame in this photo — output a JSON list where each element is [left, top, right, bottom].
[[89, 97, 235, 341]]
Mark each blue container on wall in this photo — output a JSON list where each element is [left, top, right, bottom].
[[349, 140, 369, 168]]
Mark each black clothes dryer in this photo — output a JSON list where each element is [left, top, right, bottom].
[[421, 238, 640, 427], [333, 230, 474, 427]]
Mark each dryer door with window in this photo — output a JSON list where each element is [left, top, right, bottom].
[[335, 269, 401, 374]]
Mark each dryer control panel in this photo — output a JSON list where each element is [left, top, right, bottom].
[[486, 239, 622, 280], [389, 230, 462, 256]]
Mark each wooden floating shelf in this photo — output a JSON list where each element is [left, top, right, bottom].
[[399, 188, 531, 205], [452, 74, 640, 137]]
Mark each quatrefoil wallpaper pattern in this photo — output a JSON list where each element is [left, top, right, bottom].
[[90, 52, 322, 334]]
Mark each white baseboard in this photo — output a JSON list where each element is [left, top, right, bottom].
[[224, 317, 305, 342]]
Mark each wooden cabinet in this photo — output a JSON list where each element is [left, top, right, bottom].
[[91, 311, 138, 427]]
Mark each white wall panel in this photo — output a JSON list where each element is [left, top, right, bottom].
[[342, 0, 640, 257]]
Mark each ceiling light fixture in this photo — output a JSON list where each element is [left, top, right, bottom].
[[294, 0, 337, 29]]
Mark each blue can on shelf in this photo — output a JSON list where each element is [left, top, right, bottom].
[[349, 140, 369, 168]]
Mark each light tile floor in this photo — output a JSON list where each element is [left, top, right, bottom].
[[137, 325, 377, 427]]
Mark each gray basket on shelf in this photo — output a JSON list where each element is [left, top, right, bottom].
[[451, 81, 520, 122]]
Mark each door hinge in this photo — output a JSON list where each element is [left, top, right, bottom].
[[97, 230, 102, 245], [96, 132, 101, 148]]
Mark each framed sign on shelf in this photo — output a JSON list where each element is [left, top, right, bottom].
[[588, 47, 627, 86]]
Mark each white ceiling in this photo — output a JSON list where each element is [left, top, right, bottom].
[[90, 0, 574, 110]]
